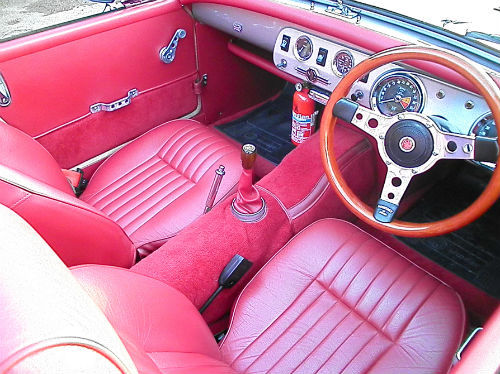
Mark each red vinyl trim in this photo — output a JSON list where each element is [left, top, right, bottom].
[[0, 0, 183, 63]]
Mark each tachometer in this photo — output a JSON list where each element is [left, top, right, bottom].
[[294, 35, 313, 61], [371, 72, 424, 116]]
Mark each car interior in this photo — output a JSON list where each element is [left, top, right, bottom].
[[0, 0, 499, 373]]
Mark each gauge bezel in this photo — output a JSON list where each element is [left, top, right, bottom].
[[332, 49, 355, 77], [469, 112, 494, 136], [370, 70, 427, 116], [469, 112, 496, 170], [293, 35, 314, 62]]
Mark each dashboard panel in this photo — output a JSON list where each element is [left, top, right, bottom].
[[273, 28, 493, 140], [193, 4, 496, 169]]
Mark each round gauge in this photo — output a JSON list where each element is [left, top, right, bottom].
[[294, 36, 313, 61], [470, 113, 496, 170], [332, 50, 354, 76], [470, 113, 497, 138], [371, 73, 424, 116]]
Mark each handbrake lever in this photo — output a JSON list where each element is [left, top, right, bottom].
[[199, 254, 253, 314]]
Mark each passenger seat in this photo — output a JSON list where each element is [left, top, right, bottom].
[[0, 119, 240, 266]]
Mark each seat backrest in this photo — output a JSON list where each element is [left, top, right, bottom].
[[0, 124, 135, 267], [0, 204, 138, 374], [0, 123, 75, 193]]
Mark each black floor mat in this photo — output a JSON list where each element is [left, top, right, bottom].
[[216, 86, 295, 164], [399, 163, 500, 298]]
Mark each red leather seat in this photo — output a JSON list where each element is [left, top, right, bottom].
[[0, 119, 240, 266], [69, 219, 465, 374], [80, 119, 240, 256]]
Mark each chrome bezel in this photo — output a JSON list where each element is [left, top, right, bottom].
[[469, 112, 494, 136], [370, 70, 427, 116], [0, 72, 12, 107], [468, 112, 496, 170], [293, 35, 314, 61], [332, 49, 355, 77]]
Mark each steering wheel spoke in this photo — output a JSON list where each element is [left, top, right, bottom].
[[438, 132, 476, 160], [374, 165, 414, 223], [333, 98, 392, 138]]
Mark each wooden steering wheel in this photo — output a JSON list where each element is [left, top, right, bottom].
[[320, 45, 500, 237]]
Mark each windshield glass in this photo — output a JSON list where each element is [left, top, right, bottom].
[[356, 0, 500, 51]]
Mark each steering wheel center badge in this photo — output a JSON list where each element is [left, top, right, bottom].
[[399, 136, 415, 152]]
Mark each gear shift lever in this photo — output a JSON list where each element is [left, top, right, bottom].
[[231, 144, 267, 222]]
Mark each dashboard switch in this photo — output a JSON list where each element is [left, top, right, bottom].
[[280, 35, 291, 52], [316, 48, 328, 66]]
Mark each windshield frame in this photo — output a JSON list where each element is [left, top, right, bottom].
[[310, 0, 500, 71]]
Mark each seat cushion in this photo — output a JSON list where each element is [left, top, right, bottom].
[[81, 119, 241, 255], [220, 219, 465, 374]]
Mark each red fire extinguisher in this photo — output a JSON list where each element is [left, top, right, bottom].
[[291, 83, 317, 146]]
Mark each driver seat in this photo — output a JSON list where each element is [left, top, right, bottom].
[[0, 207, 465, 374]]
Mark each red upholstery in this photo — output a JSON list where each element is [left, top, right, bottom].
[[233, 168, 263, 214], [451, 306, 500, 374], [0, 205, 136, 374], [0, 206, 465, 373], [81, 119, 241, 255], [71, 219, 464, 374], [72, 265, 236, 374], [220, 219, 465, 374], [0, 119, 240, 265], [0, 125, 136, 268], [0, 124, 74, 194]]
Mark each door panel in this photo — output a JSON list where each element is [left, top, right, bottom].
[[0, 1, 197, 168]]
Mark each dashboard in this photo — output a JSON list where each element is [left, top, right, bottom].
[[192, 4, 497, 169], [273, 28, 495, 140]]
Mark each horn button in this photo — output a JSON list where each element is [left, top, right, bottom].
[[384, 119, 434, 168]]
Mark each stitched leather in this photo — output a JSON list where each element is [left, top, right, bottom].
[[72, 265, 237, 374], [0, 124, 73, 194], [70, 219, 464, 374], [81, 120, 241, 254], [0, 125, 135, 268], [220, 219, 465, 374], [233, 168, 263, 214]]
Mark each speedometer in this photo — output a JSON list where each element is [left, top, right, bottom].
[[371, 72, 424, 116]]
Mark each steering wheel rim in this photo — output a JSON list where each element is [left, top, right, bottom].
[[320, 45, 500, 237]]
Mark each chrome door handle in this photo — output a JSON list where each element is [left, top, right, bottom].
[[90, 89, 138, 114], [0, 73, 11, 107]]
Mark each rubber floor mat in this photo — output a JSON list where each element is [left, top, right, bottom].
[[399, 163, 500, 298], [216, 87, 296, 164]]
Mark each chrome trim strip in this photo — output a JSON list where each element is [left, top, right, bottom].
[[456, 327, 483, 361], [180, 94, 202, 119], [231, 198, 268, 223]]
